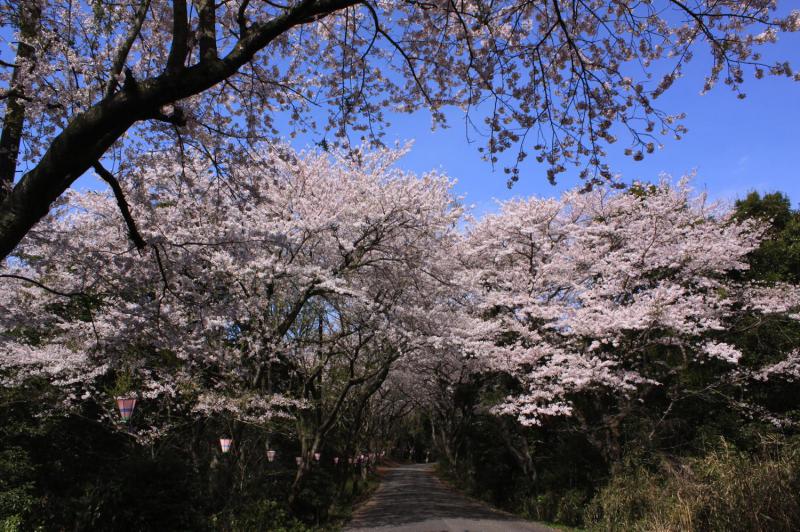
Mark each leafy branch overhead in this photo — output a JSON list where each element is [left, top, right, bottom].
[[0, 0, 798, 260]]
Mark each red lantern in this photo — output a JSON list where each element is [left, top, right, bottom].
[[267, 450, 276, 462], [115, 397, 136, 423], [348, 458, 354, 465], [334, 456, 340, 465], [313, 452, 320, 462], [220, 438, 233, 453], [295, 456, 303, 466]]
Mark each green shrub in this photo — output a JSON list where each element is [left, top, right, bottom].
[[0, 447, 36, 529], [519, 489, 590, 526], [1, 515, 22, 532], [522, 492, 558, 523], [224, 499, 313, 532], [556, 488, 590, 527]]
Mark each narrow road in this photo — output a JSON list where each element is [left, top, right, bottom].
[[345, 464, 555, 532]]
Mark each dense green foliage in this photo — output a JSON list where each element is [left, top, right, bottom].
[[733, 192, 800, 283], [0, 379, 380, 531], [433, 191, 800, 531]]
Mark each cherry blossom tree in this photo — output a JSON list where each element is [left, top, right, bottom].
[[0, 144, 462, 450], [1, 0, 799, 259], [457, 179, 800, 443]]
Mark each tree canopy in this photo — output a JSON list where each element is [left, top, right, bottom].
[[0, 0, 798, 259]]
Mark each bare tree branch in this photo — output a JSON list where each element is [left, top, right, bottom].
[[198, 0, 218, 62], [0, 273, 85, 298], [167, 0, 189, 72], [92, 162, 147, 250], [105, 0, 152, 98]]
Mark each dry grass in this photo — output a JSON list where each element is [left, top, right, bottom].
[[585, 437, 800, 531]]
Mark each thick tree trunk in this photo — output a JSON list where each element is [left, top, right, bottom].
[[289, 426, 316, 502], [0, 0, 40, 200], [498, 419, 537, 482], [0, 94, 140, 258]]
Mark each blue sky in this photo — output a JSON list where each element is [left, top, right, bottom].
[[380, 34, 800, 215]]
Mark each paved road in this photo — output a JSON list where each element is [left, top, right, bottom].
[[345, 464, 555, 532]]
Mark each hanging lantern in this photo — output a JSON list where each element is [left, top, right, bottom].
[[295, 456, 303, 466], [115, 397, 136, 423], [313, 452, 320, 462], [348, 457, 354, 465], [267, 450, 276, 462], [220, 438, 233, 453], [334, 456, 340, 465]]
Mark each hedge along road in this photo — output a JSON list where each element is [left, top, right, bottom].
[[345, 463, 555, 532]]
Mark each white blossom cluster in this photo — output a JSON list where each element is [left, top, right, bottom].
[[0, 143, 462, 435], [455, 179, 799, 425], [1, 146, 798, 434]]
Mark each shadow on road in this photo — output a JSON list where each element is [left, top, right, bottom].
[[345, 463, 553, 532]]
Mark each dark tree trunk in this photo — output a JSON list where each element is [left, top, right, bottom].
[[0, 0, 359, 260], [0, 0, 40, 201]]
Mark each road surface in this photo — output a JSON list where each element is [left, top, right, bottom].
[[345, 464, 555, 532]]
